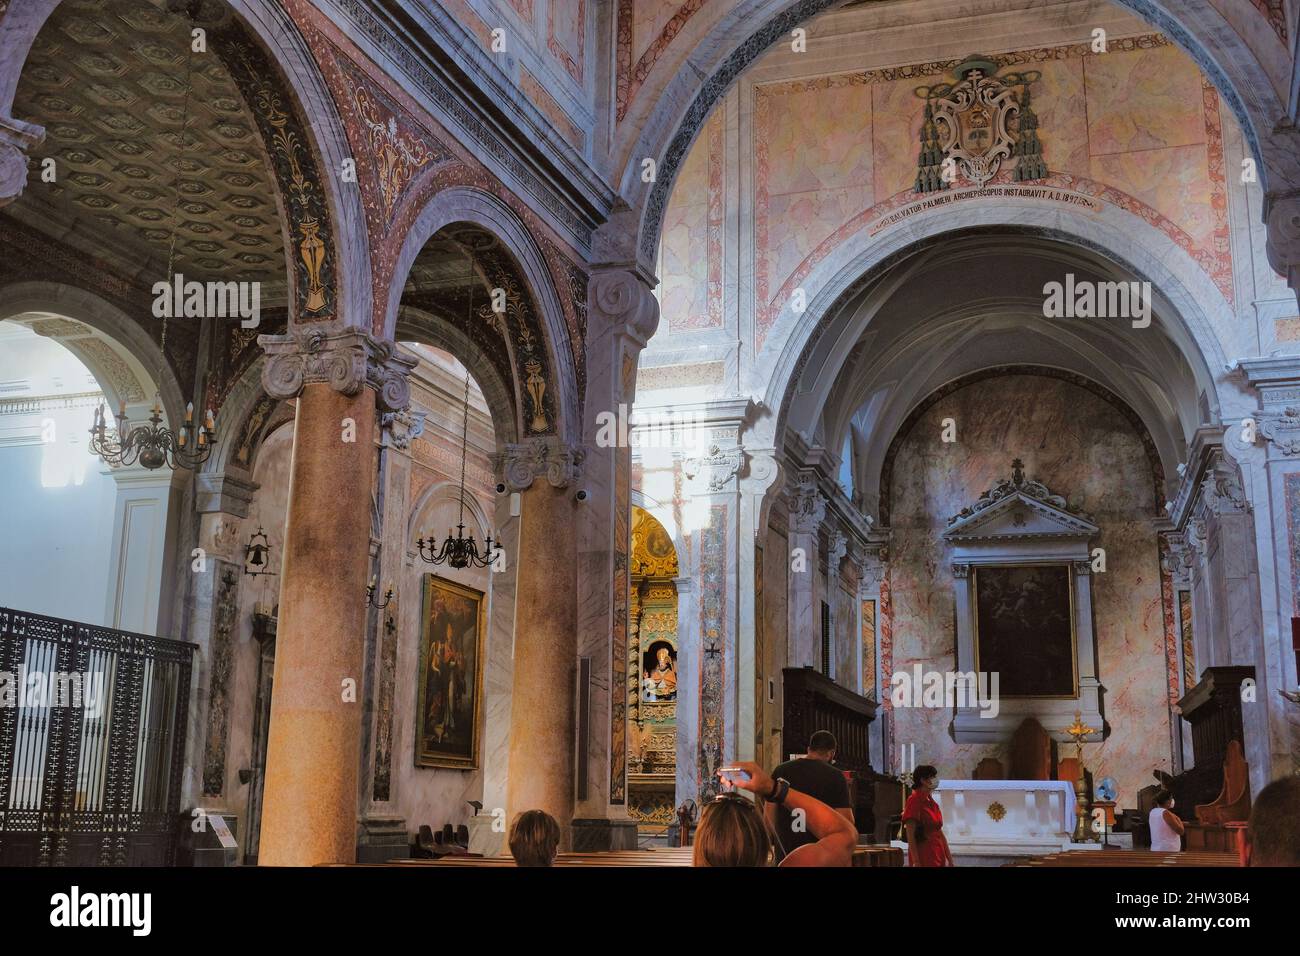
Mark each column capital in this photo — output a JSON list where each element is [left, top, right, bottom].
[[588, 266, 660, 346], [859, 550, 888, 593], [1161, 531, 1194, 589], [788, 471, 828, 534], [258, 326, 418, 413], [0, 114, 44, 209], [951, 562, 971, 580], [492, 436, 585, 490]]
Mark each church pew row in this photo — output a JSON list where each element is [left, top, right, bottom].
[[343, 845, 905, 867], [1006, 850, 1238, 867]]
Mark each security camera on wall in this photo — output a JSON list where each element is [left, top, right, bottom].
[[574, 488, 590, 503], [495, 482, 507, 495]]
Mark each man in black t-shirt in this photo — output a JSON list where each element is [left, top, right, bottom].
[[766, 730, 855, 860]]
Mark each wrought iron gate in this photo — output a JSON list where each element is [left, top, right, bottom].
[[0, 607, 196, 866]]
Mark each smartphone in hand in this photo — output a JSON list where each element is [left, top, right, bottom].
[[718, 766, 751, 786]]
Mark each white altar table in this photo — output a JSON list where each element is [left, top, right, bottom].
[[932, 779, 1082, 857]]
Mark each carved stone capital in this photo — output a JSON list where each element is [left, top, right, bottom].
[[258, 327, 418, 413], [381, 409, 426, 450], [0, 115, 44, 209], [1161, 531, 1194, 588], [1204, 457, 1249, 515], [951, 563, 971, 580], [788, 471, 828, 534], [589, 267, 660, 344], [1072, 559, 1093, 577], [492, 436, 584, 491], [860, 552, 888, 592], [683, 442, 745, 495], [1257, 406, 1300, 456], [827, 530, 848, 572]]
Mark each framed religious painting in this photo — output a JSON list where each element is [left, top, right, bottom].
[[972, 564, 1077, 698], [415, 575, 486, 769]]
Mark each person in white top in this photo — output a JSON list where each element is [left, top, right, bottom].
[[1148, 789, 1185, 852]]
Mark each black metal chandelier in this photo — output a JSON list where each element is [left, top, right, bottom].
[[416, 327, 501, 570], [89, 17, 216, 472]]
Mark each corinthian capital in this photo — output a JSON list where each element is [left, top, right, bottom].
[[589, 268, 660, 344], [492, 436, 585, 490], [258, 326, 417, 413], [0, 115, 45, 208], [789, 472, 828, 534]]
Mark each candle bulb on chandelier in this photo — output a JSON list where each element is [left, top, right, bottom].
[[197, 426, 207, 447], [185, 402, 193, 423], [205, 409, 215, 430], [118, 400, 127, 419], [178, 429, 187, 448]]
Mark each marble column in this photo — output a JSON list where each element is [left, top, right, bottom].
[[355, 408, 424, 863], [787, 472, 827, 669], [737, 449, 782, 763], [681, 410, 749, 801], [494, 437, 582, 846], [572, 265, 657, 849], [254, 328, 415, 866]]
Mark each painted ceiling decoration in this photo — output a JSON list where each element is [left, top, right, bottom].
[[398, 224, 560, 437], [210, 19, 337, 322]]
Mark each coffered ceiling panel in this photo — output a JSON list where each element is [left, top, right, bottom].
[[9, 0, 285, 285]]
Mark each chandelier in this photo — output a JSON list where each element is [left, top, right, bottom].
[[89, 12, 216, 471], [90, 397, 215, 471], [416, 278, 501, 570]]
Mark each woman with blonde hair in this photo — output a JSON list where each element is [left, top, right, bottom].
[[693, 761, 856, 867]]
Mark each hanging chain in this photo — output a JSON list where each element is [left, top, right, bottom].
[[456, 277, 473, 531]]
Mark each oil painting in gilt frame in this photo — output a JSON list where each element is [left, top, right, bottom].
[[973, 564, 1077, 698], [415, 575, 485, 769]]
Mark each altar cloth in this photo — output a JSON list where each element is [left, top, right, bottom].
[[932, 779, 1078, 851]]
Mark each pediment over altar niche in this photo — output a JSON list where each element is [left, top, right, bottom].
[[943, 459, 1098, 543]]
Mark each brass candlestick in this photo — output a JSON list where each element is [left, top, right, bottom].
[[1063, 711, 1097, 843]]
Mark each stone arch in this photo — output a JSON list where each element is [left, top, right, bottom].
[[876, 365, 1168, 526], [395, 305, 520, 447], [0, 0, 370, 327], [385, 186, 579, 445], [762, 205, 1232, 453], [630, 488, 689, 575], [620, 0, 1298, 268], [405, 478, 495, 553], [0, 280, 185, 426]]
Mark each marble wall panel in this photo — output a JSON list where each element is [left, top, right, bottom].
[[888, 375, 1167, 805], [658, 112, 723, 332]]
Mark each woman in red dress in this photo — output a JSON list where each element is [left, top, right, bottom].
[[902, 764, 954, 867]]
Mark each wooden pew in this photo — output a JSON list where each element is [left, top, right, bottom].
[[1005, 849, 1238, 867], [335, 844, 904, 868]]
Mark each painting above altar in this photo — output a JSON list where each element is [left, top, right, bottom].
[[974, 564, 1077, 697]]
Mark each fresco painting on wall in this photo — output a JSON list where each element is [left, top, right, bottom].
[[973, 564, 1077, 697], [415, 575, 486, 769]]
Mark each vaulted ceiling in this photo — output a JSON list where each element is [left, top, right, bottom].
[[8, 0, 285, 288]]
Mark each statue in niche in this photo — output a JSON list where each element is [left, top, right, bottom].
[[642, 641, 678, 702]]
